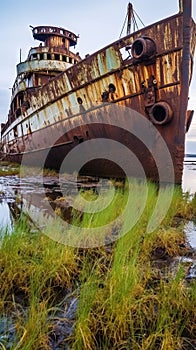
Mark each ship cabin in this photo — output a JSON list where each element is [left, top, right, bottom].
[[1, 25, 81, 135]]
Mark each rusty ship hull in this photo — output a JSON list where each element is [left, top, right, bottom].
[[1, 1, 196, 184]]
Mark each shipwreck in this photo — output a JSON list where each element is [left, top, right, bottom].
[[0, 0, 195, 184]]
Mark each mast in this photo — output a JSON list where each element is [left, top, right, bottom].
[[179, 0, 183, 13], [126, 3, 132, 35], [119, 3, 145, 38]]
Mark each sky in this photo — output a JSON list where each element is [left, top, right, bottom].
[[0, 0, 195, 150]]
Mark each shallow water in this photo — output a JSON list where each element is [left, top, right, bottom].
[[184, 220, 196, 248], [0, 160, 196, 248], [0, 175, 20, 230], [0, 172, 101, 231], [0, 201, 12, 231], [182, 157, 196, 194]]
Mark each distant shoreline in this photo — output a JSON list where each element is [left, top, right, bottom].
[[185, 154, 196, 158]]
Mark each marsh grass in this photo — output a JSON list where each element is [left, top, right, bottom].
[[0, 161, 20, 176], [0, 180, 195, 349]]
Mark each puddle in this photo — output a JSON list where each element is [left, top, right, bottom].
[[184, 220, 196, 248], [0, 202, 13, 231], [182, 220, 196, 281], [0, 175, 20, 231], [0, 171, 107, 232], [0, 316, 16, 349]]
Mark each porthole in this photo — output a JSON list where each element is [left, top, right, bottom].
[[77, 97, 83, 104], [108, 83, 116, 93], [149, 101, 173, 125]]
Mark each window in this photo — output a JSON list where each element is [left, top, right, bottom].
[[55, 54, 60, 60]]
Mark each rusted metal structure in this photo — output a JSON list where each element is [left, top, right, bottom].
[[0, 0, 196, 184]]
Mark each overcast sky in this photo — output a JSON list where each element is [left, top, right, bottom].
[[0, 0, 195, 148]]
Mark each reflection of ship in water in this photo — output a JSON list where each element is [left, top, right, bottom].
[[7, 176, 104, 228]]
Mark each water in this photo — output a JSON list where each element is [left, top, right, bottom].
[[182, 155, 196, 194], [0, 175, 20, 231], [0, 159, 196, 242], [0, 173, 101, 231], [184, 220, 196, 249]]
